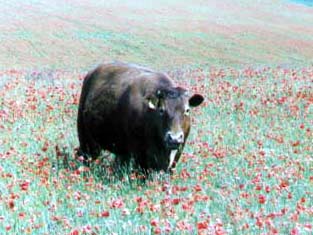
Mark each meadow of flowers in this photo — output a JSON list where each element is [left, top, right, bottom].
[[0, 65, 312, 234]]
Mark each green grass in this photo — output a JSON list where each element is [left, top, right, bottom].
[[0, 66, 312, 234]]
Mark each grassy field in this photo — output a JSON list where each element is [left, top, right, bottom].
[[1, 0, 313, 70], [0, 0, 312, 234]]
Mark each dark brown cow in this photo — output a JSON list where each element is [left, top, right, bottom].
[[77, 62, 203, 173]]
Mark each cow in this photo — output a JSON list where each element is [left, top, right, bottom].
[[77, 62, 203, 173]]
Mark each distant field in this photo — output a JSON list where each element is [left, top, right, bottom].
[[0, 1, 312, 234], [1, 0, 313, 70]]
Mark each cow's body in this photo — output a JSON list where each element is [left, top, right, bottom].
[[77, 62, 203, 172]]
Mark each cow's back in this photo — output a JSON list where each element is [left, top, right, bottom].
[[83, 62, 159, 106]]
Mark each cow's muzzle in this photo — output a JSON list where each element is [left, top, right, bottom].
[[165, 131, 184, 150]]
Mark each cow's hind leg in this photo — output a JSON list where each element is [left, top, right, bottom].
[[78, 141, 101, 164], [77, 126, 101, 163], [113, 154, 132, 175], [77, 111, 101, 163]]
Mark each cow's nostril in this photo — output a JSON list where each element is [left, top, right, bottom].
[[165, 132, 172, 141], [166, 131, 184, 143]]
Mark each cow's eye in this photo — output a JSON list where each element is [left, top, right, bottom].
[[184, 108, 190, 116]]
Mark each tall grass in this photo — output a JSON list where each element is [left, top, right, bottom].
[[0, 66, 312, 234]]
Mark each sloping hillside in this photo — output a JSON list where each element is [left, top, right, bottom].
[[1, 0, 313, 70]]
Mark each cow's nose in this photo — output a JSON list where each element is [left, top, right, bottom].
[[165, 131, 184, 149]]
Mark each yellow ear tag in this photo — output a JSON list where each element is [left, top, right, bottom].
[[148, 100, 156, 109]]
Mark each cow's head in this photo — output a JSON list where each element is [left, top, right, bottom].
[[145, 86, 203, 158]]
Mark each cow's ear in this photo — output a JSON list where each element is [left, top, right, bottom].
[[189, 94, 204, 107]]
